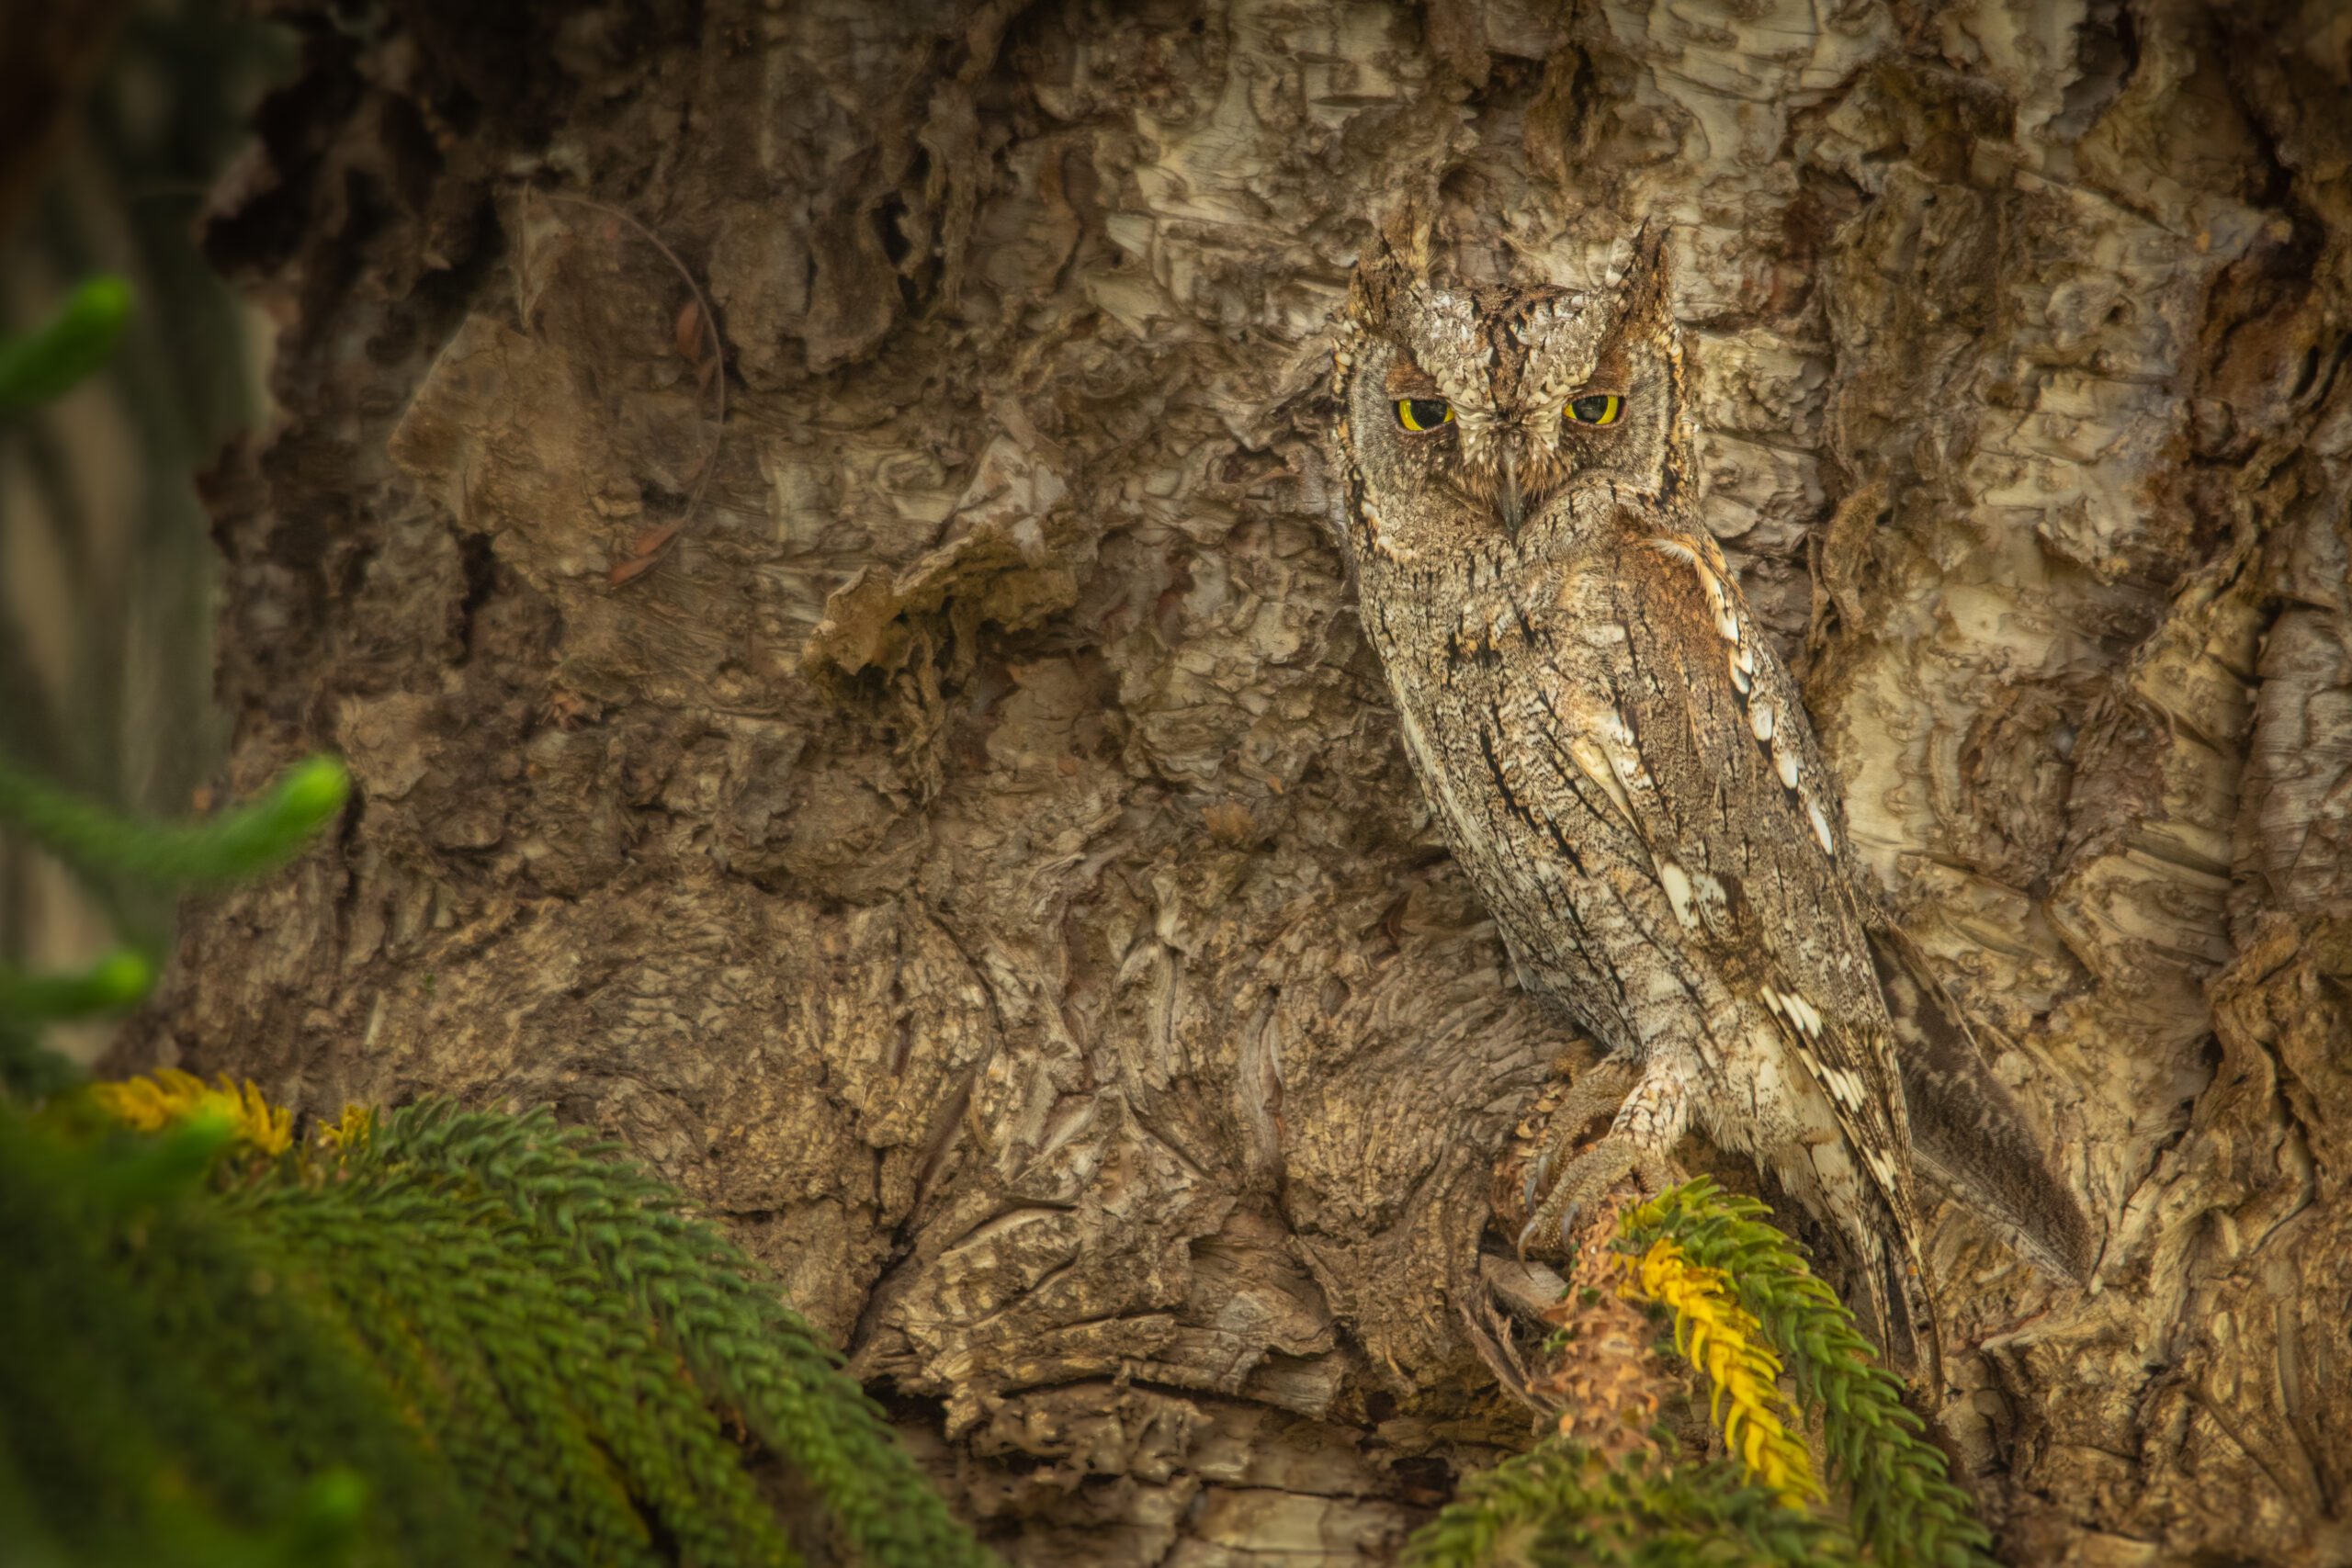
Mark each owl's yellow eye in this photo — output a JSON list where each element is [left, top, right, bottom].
[[1566, 394, 1623, 426], [1395, 398, 1453, 432]]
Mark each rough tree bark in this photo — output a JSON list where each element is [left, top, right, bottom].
[[127, 1, 2352, 1562]]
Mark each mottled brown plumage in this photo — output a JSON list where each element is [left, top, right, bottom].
[[1327, 222, 2096, 1388]]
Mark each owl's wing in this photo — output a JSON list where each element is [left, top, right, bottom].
[[1514, 531, 1922, 1239], [1869, 919, 2098, 1281]]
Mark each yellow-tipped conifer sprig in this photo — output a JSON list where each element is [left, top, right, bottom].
[[318, 1103, 375, 1151], [1621, 1180, 1997, 1568], [1618, 1237, 1824, 1507]]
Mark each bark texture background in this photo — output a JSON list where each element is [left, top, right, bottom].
[[127, 0, 2352, 1562]]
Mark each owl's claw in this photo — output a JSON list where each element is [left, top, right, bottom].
[[1514, 1197, 1584, 1258], [1521, 1149, 1552, 1213]]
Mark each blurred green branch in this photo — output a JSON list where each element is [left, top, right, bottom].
[[0, 274, 130, 414], [0, 751, 348, 889]]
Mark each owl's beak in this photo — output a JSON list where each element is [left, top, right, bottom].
[[1498, 444, 1524, 541]]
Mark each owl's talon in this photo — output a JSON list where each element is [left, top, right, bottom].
[[1510, 1204, 1582, 1259], [1635, 1155, 1682, 1198], [1522, 1151, 1552, 1212]]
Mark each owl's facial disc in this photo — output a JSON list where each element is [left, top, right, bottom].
[[1453, 288, 1637, 540], [1333, 228, 1687, 567]]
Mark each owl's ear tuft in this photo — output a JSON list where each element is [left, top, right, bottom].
[[1353, 205, 1433, 288], [1607, 220, 1677, 339], [1349, 217, 1432, 333], [1383, 204, 1435, 271]]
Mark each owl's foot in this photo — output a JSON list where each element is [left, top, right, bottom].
[[1519, 1057, 1637, 1212], [1515, 1136, 1683, 1259], [1515, 1056, 1689, 1259]]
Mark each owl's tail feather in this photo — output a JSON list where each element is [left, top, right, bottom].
[[1878, 1225, 1945, 1396], [1835, 1205, 1945, 1393], [1868, 924, 2099, 1284]]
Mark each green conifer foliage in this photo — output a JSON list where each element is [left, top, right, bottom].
[[6, 1070, 1010, 1566], [0, 276, 131, 416], [1624, 1182, 1996, 1568], [0, 1106, 455, 1567], [1403, 1443, 1867, 1568], [338, 1101, 992, 1567], [5, 1079, 1010, 1567]]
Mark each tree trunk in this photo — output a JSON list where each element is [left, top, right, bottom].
[[135, 1, 2352, 1562]]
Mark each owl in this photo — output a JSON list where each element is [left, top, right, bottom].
[[1325, 221, 2095, 1386]]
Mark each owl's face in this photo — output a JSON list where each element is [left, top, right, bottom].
[[1329, 227, 1691, 570]]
